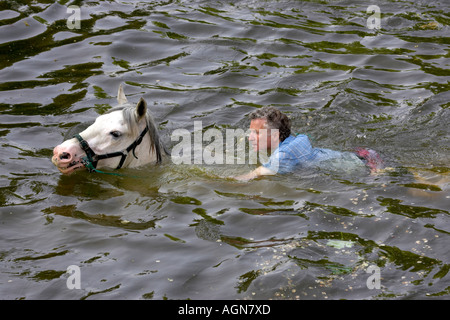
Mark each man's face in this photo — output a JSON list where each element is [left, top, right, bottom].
[[248, 118, 279, 153]]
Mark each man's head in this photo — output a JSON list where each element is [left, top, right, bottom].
[[248, 107, 291, 153]]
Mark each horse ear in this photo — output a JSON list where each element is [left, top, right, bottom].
[[117, 84, 128, 105], [136, 97, 147, 119]]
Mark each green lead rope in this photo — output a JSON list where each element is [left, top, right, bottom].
[[81, 156, 135, 177], [295, 132, 314, 143]]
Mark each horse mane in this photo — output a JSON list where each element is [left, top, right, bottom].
[[106, 104, 166, 163]]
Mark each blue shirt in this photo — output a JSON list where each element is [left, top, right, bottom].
[[262, 134, 364, 174]]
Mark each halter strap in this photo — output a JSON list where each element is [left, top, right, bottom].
[[74, 125, 149, 172]]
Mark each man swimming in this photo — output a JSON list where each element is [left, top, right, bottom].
[[234, 106, 384, 181]]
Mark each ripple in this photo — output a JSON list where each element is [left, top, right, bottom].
[[0, 0, 449, 300]]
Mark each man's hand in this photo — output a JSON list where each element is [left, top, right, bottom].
[[233, 166, 275, 181]]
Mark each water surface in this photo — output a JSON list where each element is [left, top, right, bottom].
[[0, 0, 449, 300]]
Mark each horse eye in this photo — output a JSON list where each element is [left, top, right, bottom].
[[110, 131, 122, 138]]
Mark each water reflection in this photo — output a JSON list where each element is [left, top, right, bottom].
[[0, 0, 448, 300]]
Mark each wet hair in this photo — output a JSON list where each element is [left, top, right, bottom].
[[249, 106, 291, 142]]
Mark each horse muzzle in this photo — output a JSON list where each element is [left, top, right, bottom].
[[52, 141, 86, 174]]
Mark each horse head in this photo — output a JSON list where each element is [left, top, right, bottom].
[[52, 85, 165, 174]]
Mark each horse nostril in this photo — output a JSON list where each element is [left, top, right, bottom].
[[60, 152, 71, 160]]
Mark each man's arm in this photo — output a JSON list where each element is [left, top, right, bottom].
[[233, 165, 276, 181]]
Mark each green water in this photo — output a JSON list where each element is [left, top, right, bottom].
[[0, 0, 448, 300]]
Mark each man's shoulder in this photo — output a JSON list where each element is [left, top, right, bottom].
[[279, 134, 312, 153], [264, 134, 316, 174], [282, 134, 309, 144]]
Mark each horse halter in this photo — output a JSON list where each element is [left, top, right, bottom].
[[74, 125, 149, 172]]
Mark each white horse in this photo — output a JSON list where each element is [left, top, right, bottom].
[[52, 85, 166, 175]]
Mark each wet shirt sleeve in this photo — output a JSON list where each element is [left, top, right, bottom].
[[262, 135, 315, 174]]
